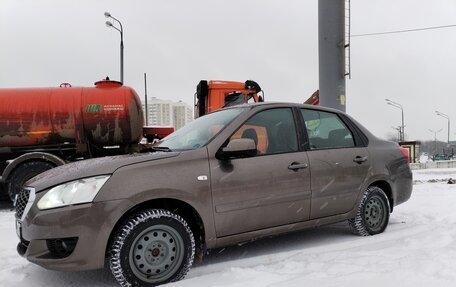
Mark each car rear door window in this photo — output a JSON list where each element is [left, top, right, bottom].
[[229, 108, 298, 155], [301, 109, 355, 150]]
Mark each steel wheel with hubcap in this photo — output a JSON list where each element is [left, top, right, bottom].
[[363, 194, 387, 232], [349, 186, 390, 236], [110, 209, 195, 286], [130, 224, 185, 283]]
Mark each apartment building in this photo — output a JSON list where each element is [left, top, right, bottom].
[[142, 98, 193, 130]]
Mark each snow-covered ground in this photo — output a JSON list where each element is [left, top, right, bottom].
[[1, 169, 456, 286]]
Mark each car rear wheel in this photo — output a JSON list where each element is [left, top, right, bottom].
[[349, 186, 390, 236], [109, 209, 195, 286]]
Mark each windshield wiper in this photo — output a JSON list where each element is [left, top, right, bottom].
[[150, 146, 173, 152]]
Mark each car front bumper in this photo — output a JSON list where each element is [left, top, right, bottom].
[[17, 189, 135, 271]]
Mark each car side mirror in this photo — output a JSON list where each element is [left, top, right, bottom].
[[217, 138, 257, 160]]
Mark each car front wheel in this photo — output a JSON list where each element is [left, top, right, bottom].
[[349, 186, 390, 236], [109, 209, 195, 286]]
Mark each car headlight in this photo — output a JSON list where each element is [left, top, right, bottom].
[[37, 175, 110, 210]]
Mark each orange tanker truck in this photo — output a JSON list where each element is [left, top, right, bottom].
[[0, 79, 144, 201], [0, 78, 263, 201]]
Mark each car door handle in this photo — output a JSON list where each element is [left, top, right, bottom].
[[288, 162, 309, 171], [353, 156, 368, 164]]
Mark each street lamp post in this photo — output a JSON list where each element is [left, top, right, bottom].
[[104, 12, 124, 84], [385, 99, 404, 142], [435, 111, 450, 144]]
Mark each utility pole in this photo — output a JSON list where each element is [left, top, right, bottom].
[[429, 129, 442, 159], [435, 111, 450, 144], [318, 0, 348, 112], [392, 126, 402, 142], [386, 99, 405, 142]]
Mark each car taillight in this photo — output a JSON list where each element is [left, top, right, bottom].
[[399, 146, 410, 162]]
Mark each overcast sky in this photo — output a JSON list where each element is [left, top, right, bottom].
[[2, 0, 456, 142]]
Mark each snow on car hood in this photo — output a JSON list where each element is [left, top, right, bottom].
[[26, 152, 180, 192]]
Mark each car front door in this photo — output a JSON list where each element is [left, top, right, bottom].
[[209, 108, 312, 237], [300, 109, 370, 219]]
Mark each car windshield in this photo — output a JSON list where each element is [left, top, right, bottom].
[[157, 107, 246, 151]]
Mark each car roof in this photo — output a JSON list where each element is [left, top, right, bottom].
[[228, 102, 346, 114], [223, 102, 376, 141]]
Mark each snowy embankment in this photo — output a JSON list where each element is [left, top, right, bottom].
[[413, 167, 456, 183], [1, 168, 456, 286]]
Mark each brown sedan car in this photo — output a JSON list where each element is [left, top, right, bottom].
[[15, 103, 412, 286]]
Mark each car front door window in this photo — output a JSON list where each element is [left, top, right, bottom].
[[228, 108, 298, 155]]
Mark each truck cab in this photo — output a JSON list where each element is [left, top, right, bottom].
[[194, 80, 263, 118]]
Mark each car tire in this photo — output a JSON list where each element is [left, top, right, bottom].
[[109, 209, 195, 287], [348, 186, 390, 236], [8, 161, 55, 202]]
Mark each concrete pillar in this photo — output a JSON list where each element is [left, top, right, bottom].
[[318, 0, 346, 112]]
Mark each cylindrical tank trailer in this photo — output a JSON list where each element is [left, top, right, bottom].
[[0, 79, 143, 149]]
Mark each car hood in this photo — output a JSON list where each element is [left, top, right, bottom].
[[26, 152, 180, 192]]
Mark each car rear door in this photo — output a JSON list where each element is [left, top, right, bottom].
[[300, 108, 370, 219], [209, 107, 312, 237]]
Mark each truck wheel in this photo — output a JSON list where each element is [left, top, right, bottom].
[[7, 161, 55, 201], [348, 186, 390, 236], [0, 184, 7, 201], [110, 209, 195, 286]]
